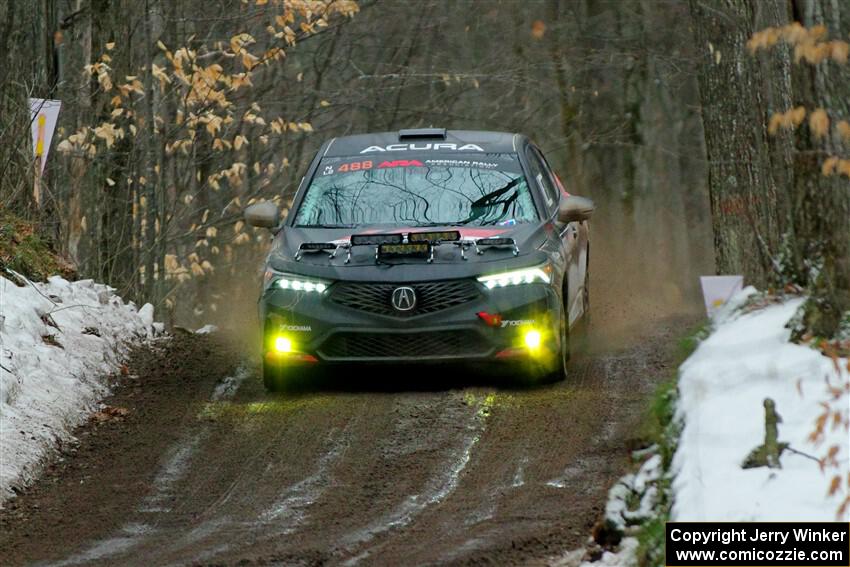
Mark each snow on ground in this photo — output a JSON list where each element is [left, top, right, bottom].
[[672, 289, 850, 522], [551, 450, 663, 567], [556, 289, 848, 566], [0, 274, 157, 503]]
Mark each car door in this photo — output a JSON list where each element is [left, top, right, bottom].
[[525, 146, 580, 325], [539, 149, 588, 324]]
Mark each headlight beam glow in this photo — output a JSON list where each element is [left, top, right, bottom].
[[274, 336, 293, 353], [524, 329, 542, 350], [272, 273, 330, 293], [477, 265, 551, 289]]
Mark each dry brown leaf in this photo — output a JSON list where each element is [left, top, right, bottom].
[[531, 20, 546, 39], [768, 113, 783, 135], [810, 108, 830, 138], [829, 475, 841, 496], [810, 24, 828, 41], [91, 406, 130, 423], [836, 121, 850, 143], [830, 40, 849, 64], [781, 22, 807, 45], [822, 156, 840, 176], [768, 107, 806, 135]]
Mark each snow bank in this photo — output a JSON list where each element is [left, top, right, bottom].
[[551, 450, 664, 566], [0, 274, 156, 502], [672, 292, 850, 521]]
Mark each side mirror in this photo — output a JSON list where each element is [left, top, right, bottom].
[[558, 195, 595, 223], [244, 201, 280, 229]]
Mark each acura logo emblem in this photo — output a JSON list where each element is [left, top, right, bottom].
[[391, 286, 417, 312]]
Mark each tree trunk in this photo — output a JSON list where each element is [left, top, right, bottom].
[[691, 0, 850, 336], [63, 0, 91, 269], [789, 0, 850, 337], [688, 0, 794, 288]]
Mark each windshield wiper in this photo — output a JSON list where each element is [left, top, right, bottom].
[[460, 178, 523, 225], [412, 221, 458, 227]]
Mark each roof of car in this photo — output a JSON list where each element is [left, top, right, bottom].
[[321, 129, 522, 158]]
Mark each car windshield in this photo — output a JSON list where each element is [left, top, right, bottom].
[[293, 153, 537, 228]]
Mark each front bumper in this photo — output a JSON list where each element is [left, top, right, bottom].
[[259, 278, 561, 366]]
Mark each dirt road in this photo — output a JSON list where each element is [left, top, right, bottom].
[[0, 310, 694, 566]]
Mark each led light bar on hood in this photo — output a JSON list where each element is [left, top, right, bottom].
[[408, 230, 461, 243], [349, 233, 403, 246]]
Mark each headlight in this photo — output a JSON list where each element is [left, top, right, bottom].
[[477, 263, 552, 289], [264, 270, 331, 293], [274, 336, 293, 352], [524, 329, 542, 349]]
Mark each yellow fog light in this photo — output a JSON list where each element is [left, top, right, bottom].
[[274, 336, 293, 353], [524, 329, 542, 350]]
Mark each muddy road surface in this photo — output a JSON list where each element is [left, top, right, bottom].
[[1, 314, 694, 566]]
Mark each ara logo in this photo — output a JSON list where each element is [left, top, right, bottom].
[[360, 143, 485, 154], [378, 159, 424, 168]]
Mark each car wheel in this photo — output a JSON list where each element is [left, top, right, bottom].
[[263, 361, 287, 392], [582, 264, 591, 327], [541, 299, 570, 383], [263, 360, 323, 392]]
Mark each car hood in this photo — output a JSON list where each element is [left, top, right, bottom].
[[266, 223, 554, 282]]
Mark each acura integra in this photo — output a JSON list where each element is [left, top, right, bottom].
[[244, 128, 594, 390]]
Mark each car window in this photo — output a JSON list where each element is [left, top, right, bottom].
[[536, 149, 569, 198], [524, 147, 559, 214], [294, 153, 538, 228]]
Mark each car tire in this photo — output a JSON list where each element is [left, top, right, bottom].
[[572, 259, 592, 355], [263, 361, 323, 392], [582, 263, 591, 328], [263, 361, 287, 392], [540, 299, 570, 383]]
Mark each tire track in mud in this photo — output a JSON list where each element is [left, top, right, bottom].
[[173, 409, 361, 564], [191, 389, 498, 566], [357, 335, 680, 566], [337, 393, 496, 566], [1, 317, 694, 566], [39, 363, 254, 566], [166, 425, 352, 564], [117, 380, 364, 565]]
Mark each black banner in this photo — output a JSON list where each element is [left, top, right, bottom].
[[666, 522, 849, 566]]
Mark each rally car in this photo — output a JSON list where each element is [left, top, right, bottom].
[[244, 128, 594, 391]]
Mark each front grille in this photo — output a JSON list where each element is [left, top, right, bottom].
[[318, 330, 491, 360], [329, 280, 479, 317]]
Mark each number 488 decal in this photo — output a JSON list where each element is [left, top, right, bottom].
[[337, 160, 373, 173]]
